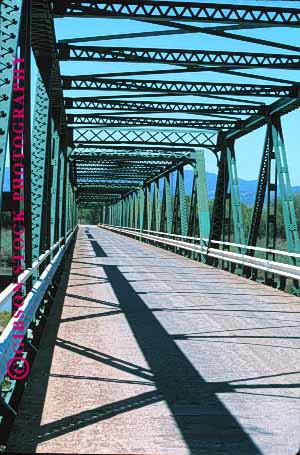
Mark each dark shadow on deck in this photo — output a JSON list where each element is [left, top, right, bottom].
[[102, 264, 261, 454], [7, 231, 263, 454], [90, 239, 107, 257], [6, 240, 76, 453]]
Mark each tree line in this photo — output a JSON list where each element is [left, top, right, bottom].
[[77, 192, 300, 242]]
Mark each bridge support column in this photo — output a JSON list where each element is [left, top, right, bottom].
[[145, 184, 152, 230], [58, 152, 66, 240], [271, 116, 300, 291], [226, 143, 245, 247], [173, 167, 188, 237], [50, 126, 60, 251], [195, 150, 210, 239], [190, 149, 210, 261], [138, 188, 145, 230], [208, 137, 245, 270], [117, 200, 122, 226], [151, 180, 161, 232], [133, 192, 139, 228], [160, 174, 173, 234], [128, 193, 134, 228], [271, 117, 300, 255], [244, 124, 278, 285], [0, 0, 23, 209], [31, 74, 50, 264]]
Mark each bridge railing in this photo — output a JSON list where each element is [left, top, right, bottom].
[[100, 225, 300, 283], [0, 227, 77, 411]]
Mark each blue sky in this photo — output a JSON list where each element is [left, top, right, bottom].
[[27, 2, 300, 186]]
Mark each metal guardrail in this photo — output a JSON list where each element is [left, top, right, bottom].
[[0, 228, 76, 386], [100, 225, 300, 282]]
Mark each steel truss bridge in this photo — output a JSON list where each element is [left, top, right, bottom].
[[1, 1, 300, 453]]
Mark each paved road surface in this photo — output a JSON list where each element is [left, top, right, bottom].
[[7, 226, 300, 454]]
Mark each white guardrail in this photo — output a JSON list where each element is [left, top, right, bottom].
[[0, 228, 76, 385], [100, 225, 300, 282]]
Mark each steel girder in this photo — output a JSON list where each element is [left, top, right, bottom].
[[31, 0, 67, 136], [67, 115, 237, 130], [59, 45, 300, 70], [271, 117, 300, 260], [62, 77, 295, 98], [31, 74, 50, 262], [0, 0, 23, 208], [50, 124, 61, 249], [72, 128, 217, 148], [51, 1, 300, 25], [160, 175, 172, 234], [71, 152, 190, 206], [193, 149, 210, 240], [70, 148, 192, 160], [65, 98, 261, 116], [172, 167, 188, 236]]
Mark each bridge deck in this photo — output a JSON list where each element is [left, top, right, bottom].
[[7, 226, 300, 455]]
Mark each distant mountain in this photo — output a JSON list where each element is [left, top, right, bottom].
[[4, 167, 299, 206], [183, 169, 300, 206]]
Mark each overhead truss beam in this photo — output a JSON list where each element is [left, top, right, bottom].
[[72, 128, 217, 148], [65, 98, 261, 115], [52, 1, 300, 26], [70, 148, 193, 160], [67, 115, 237, 130], [62, 77, 296, 98], [58, 45, 300, 69]]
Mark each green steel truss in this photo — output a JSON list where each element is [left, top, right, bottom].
[[0, 0, 23, 208], [52, 1, 300, 25], [0, 0, 76, 288], [0, 0, 300, 293]]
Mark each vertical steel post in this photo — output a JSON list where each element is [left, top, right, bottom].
[[151, 180, 161, 231], [50, 126, 60, 249], [138, 187, 145, 230], [22, 0, 32, 277], [194, 149, 210, 240], [129, 193, 134, 227], [0, 0, 23, 208], [264, 125, 278, 286], [58, 152, 65, 239], [165, 174, 173, 234], [172, 167, 188, 255], [31, 75, 50, 263], [160, 174, 172, 234], [145, 184, 152, 229], [271, 117, 300, 256], [134, 192, 138, 228], [226, 143, 245, 246], [271, 116, 300, 291]]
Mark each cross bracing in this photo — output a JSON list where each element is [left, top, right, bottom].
[[72, 128, 217, 148], [70, 148, 193, 160]]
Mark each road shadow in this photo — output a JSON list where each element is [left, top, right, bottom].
[[101, 264, 261, 454], [6, 230, 263, 454], [6, 239, 76, 453]]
